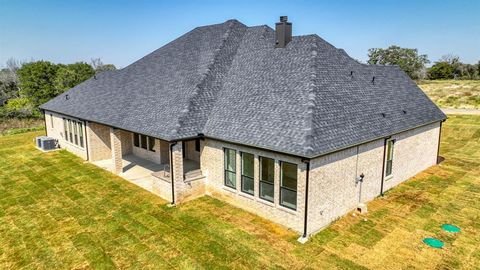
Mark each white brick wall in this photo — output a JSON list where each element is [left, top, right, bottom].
[[86, 121, 111, 161], [382, 122, 440, 191], [131, 135, 163, 164], [307, 122, 440, 235]]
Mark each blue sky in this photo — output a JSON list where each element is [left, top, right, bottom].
[[1, 0, 479, 68]]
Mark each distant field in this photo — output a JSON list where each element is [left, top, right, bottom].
[[417, 80, 480, 109], [0, 118, 44, 135]]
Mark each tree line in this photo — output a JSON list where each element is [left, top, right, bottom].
[[368, 46, 480, 80], [0, 59, 115, 119]]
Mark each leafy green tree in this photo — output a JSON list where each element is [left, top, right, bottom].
[[54, 62, 95, 93], [428, 62, 455, 79], [17, 61, 59, 107], [367, 45, 429, 79]]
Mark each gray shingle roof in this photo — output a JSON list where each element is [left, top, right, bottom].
[[40, 19, 446, 158]]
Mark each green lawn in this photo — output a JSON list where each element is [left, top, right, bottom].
[[1, 115, 479, 269], [418, 80, 480, 109]]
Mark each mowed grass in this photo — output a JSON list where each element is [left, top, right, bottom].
[[418, 80, 480, 109], [1, 115, 479, 269]]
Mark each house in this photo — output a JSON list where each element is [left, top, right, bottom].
[[40, 17, 446, 241]]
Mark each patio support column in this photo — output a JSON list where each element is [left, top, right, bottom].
[[171, 142, 184, 203], [110, 128, 123, 174]]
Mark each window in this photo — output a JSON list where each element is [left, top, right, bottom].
[[62, 118, 84, 148], [133, 133, 156, 151], [140, 135, 147, 149], [195, 139, 200, 152], [78, 122, 84, 148], [385, 139, 395, 177], [148, 137, 155, 152], [50, 114, 54, 128], [259, 157, 274, 202], [73, 121, 78, 145], [63, 118, 67, 138], [133, 133, 140, 147], [224, 148, 236, 188], [280, 162, 297, 210], [68, 120, 73, 142], [241, 152, 254, 195]]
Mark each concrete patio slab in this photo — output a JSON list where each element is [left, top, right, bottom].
[[93, 154, 163, 192]]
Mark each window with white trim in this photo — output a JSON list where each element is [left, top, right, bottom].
[[68, 120, 73, 142], [133, 133, 156, 152], [78, 122, 84, 148], [63, 118, 85, 148], [280, 161, 297, 210], [73, 121, 78, 145], [140, 135, 147, 149], [385, 139, 395, 177], [224, 148, 236, 189], [241, 152, 254, 195], [63, 118, 67, 138], [133, 133, 140, 147], [148, 137, 155, 152], [259, 156, 274, 202]]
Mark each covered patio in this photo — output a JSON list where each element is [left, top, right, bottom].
[[93, 154, 163, 192], [86, 122, 205, 201]]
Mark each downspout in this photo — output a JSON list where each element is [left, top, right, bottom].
[[379, 136, 390, 196], [301, 158, 311, 240], [436, 121, 444, 164], [169, 141, 178, 205]]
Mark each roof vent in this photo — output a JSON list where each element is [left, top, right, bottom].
[[381, 113, 386, 118], [275, 16, 292, 48], [372, 76, 376, 84]]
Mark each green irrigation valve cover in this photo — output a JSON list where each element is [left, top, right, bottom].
[[423, 238, 444, 249], [442, 224, 461, 233]]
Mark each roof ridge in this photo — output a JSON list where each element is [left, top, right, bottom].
[[302, 39, 321, 156], [171, 20, 246, 137]]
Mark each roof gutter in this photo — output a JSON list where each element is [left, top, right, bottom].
[[43, 108, 445, 161]]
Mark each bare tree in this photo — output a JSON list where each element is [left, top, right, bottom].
[[0, 58, 22, 104], [440, 54, 460, 65], [90, 58, 116, 74], [6, 58, 22, 73]]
